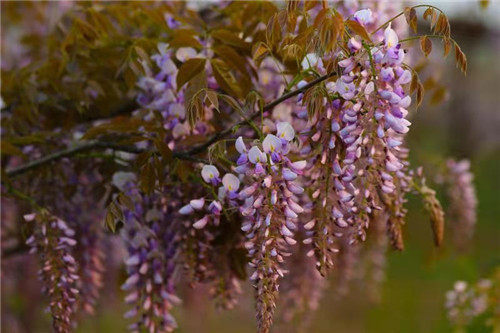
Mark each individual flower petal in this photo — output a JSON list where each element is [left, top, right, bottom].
[[201, 165, 220, 183], [175, 47, 198, 62], [397, 69, 412, 85], [262, 134, 282, 154], [208, 201, 222, 214], [384, 24, 399, 48], [189, 198, 205, 210], [287, 183, 304, 194], [193, 216, 209, 229], [282, 168, 297, 181], [354, 8, 372, 26], [222, 173, 240, 192], [335, 79, 356, 100], [23, 213, 36, 222], [291, 160, 307, 170], [248, 146, 264, 164], [235, 136, 247, 153], [276, 122, 295, 141], [179, 204, 194, 215], [172, 123, 189, 139], [236, 153, 248, 165], [301, 53, 319, 70]]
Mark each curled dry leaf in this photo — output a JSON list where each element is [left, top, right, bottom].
[[420, 36, 432, 57]]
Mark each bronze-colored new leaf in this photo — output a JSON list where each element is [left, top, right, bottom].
[[211, 58, 242, 98], [252, 42, 270, 68], [211, 29, 250, 51], [205, 90, 219, 112], [346, 20, 371, 42], [176, 58, 207, 90]]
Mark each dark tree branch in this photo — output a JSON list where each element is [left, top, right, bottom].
[[2, 243, 29, 259], [5, 72, 336, 178], [179, 71, 336, 156]]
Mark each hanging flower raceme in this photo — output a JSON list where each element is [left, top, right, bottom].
[[445, 159, 477, 250], [179, 164, 239, 228], [232, 123, 306, 332], [24, 211, 80, 333], [75, 221, 105, 316], [120, 183, 180, 333], [178, 165, 244, 307]]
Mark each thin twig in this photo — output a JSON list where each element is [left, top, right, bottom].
[[5, 71, 337, 178]]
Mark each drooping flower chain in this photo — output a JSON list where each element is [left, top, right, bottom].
[[24, 212, 80, 333]]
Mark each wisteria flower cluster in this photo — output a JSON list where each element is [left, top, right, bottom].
[[1, 1, 473, 333], [445, 159, 477, 250], [24, 211, 80, 332], [445, 278, 497, 329]]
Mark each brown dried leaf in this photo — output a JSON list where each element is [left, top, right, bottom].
[[419, 36, 432, 57], [454, 42, 467, 74], [404, 7, 418, 33], [388, 216, 405, 251], [303, 85, 326, 119], [423, 7, 434, 21], [305, 0, 320, 11], [422, 186, 445, 247], [266, 13, 282, 49], [105, 209, 117, 233], [443, 37, 452, 57], [318, 15, 340, 53], [218, 94, 242, 113], [313, 8, 328, 28], [434, 13, 450, 38], [416, 81, 424, 107], [1, 141, 24, 156], [410, 71, 419, 93], [282, 43, 304, 62]]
